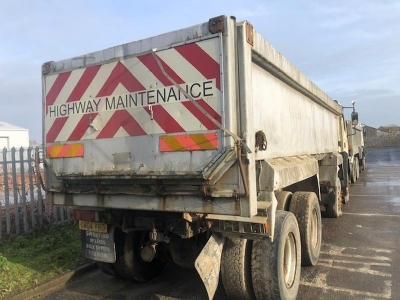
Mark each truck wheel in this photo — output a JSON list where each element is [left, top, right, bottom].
[[289, 192, 321, 266], [114, 231, 166, 282], [221, 237, 255, 300], [350, 161, 356, 184], [342, 185, 350, 204], [96, 262, 120, 278], [355, 157, 360, 180], [275, 191, 293, 211], [251, 211, 301, 300], [325, 178, 342, 218]]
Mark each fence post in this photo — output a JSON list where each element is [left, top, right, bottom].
[[67, 206, 71, 224], [3, 148, 11, 234], [11, 148, 19, 235], [53, 205, 58, 224], [27, 147, 36, 228], [35, 146, 44, 226], [0, 198, 2, 239], [19, 147, 28, 233], [60, 205, 65, 224]]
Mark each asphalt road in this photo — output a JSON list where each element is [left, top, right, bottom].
[[40, 147, 400, 300]]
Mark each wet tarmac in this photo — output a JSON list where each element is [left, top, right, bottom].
[[298, 147, 400, 299], [39, 147, 400, 300]]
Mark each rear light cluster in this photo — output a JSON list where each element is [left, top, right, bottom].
[[73, 209, 98, 222]]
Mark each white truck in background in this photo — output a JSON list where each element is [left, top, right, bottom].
[[42, 16, 350, 299]]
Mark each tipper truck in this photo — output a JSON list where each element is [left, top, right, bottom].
[[42, 16, 350, 299], [345, 102, 366, 184]]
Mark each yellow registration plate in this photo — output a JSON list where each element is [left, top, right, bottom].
[[78, 220, 108, 234]]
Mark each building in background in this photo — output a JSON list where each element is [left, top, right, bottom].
[[0, 121, 29, 149], [364, 125, 378, 137], [363, 125, 391, 138], [378, 125, 400, 137]]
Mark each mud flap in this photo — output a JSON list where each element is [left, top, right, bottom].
[[195, 233, 225, 300], [81, 225, 116, 263]]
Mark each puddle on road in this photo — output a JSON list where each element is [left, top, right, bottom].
[[390, 197, 400, 205]]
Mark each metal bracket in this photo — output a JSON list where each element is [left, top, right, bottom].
[[255, 130, 267, 151], [42, 61, 53, 75], [209, 15, 225, 34], [246, 21, 254, 46]]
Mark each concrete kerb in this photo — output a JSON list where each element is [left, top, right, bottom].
[[6, 262, 98, 300]]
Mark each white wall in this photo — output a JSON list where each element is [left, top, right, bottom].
[[0, 129, 29, 149]]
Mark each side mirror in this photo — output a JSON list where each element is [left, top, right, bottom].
[[351, 111, 358, 125], [363, 128, 366, 137]]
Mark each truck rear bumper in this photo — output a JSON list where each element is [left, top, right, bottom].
[[48, 192, 243, 216]]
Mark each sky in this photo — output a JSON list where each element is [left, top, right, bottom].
[[0, 0, 399, 142]]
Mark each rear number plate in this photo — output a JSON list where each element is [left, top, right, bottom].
[[79, 220, 107, 234]]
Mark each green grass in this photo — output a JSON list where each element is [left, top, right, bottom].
[[0, 224, 88, 298]]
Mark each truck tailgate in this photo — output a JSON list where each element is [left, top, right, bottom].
[[44, 37, 225, 178]]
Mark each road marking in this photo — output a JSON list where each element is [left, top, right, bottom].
[[346, 246, 393, 253], [301, 245, 392, 299], [350, 195, 387, 197], [320, 251, 391, 261], [300, 280, 392, 299], [318, 259, 391, 277], [343, 212, 400, 217]]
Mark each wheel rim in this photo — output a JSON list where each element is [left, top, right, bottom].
[[310, 208, 318, 249], [283, 231, 297, 288]]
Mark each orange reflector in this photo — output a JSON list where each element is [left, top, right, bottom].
[[46, 143, 84, 158], [160, 133, 218, 152]]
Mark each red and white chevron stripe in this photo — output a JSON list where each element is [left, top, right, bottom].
[[45, 38, 222, 143]]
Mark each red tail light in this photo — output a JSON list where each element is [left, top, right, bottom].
[[73, 209, 97, 222]]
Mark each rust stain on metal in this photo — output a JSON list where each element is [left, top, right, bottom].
[[234, 198, 241, 215], [161, 197, 167, 211], [97, 194, 105, 207], [320, 180, 332, 193]]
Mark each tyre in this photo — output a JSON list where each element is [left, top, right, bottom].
[[350, 160, 356, 184], [342, 185, 350, 204], [221, 237, 255, 300], [251, 211, 301, 300], [275, 191, 293, 211], [355, 157, 360, 180], [289, 192, 321, 266], [114, 231, 166, 282], [324, 178, 342, 218]]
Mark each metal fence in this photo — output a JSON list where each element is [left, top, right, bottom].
[[0, 146, 72, 239]]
